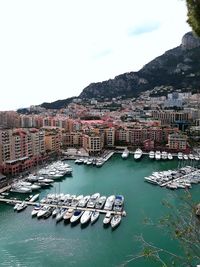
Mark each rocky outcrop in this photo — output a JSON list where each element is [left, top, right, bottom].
[[181, 31, 200, 50]]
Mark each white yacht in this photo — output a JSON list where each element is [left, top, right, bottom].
[[29, 194, 40, 202], [78, 195, 90, 208], [56, 208, 66, 222], [113, 195, 124, 212], [161, 151, 168, 160], [178, 152, 183, 160], [144, 176, 159, 185], [111, 215, 122, 228], [31, 204, 41, 216], [37, 205, 49, 218], [95, 196, 107, 209], [91, 211, 100, 224], [183, 154, 188, 160], [149, 151, 154, 159], [96, 158, 104, 167], [80, 210, 93, 224], [52, 207, 60, 217], [87, 193, 100, 208], [63, 208, 74, 221], [13, 203, 20, 211], [121, 149, 129, 159], [189, 154, 194, 160], [134, 149, 143, 160], [104, 195, 115, 210], [103, 212, 112, 225], [70, 210, 83, 224], [168, 153, 173, 160], [155, 151, 161, 160], [10, 184, 32, 194], [86, 159, 93, 165], [17, 201, 27, 212]]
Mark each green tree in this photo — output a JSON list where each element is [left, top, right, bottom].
[[121, 193, 200, 267], [186, 0, 200, 37]]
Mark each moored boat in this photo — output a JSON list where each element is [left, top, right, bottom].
[[29, 194, 40, 202], [31, 204, 41, 216], [103, 212, 112, 225], [104, 195, 115, 211], [91, 211, 100, 224], [121, 149, 129, 159], [134, 148, 143, 160], [16, 201, 27, 212], [70, 210, 83, 224], [95, 196, 107, 209], [63, 208, 74, 221], [168, 153, 173, 160], [80, 210, 93, 224], [111, 215, 121, 228], [155, 151, 161, 160], [149, 151, 154, 159]]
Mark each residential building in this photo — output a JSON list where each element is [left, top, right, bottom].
[[168, 133, 187, 151]]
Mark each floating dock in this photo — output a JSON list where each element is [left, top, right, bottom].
[[0, 197, 126, 216]]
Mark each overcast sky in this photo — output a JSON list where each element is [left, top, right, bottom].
[[0, 0, 191, 111]]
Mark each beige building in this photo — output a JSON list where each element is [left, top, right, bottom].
[[62, 132, 82, 148], [45, 133, 61, 152], [104, 127, 115, 147], [168, 133, 187, 150], [83, 133, 104, 154]]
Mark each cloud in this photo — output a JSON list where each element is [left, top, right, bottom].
[[93, 48, 112, 60], [128, 21, 161, 36]]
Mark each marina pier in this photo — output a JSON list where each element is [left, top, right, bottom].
[[0, 197, 126, 217]]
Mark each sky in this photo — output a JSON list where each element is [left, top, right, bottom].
[[0, 0, 191, 111]]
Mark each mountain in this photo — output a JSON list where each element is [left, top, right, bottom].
[[40, 32, 200, 109], [80, 31, 200, 99]]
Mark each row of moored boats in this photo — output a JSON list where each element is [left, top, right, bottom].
[[122, 149, 200, 161], [144, 166, 200, 189], [75, 152, 114, 167], [149, 151, 200, 161], [14, 193, 125, 228]]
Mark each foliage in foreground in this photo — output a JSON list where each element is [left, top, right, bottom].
[[121, 193, 200, 267], [186, 0, 200, 37]]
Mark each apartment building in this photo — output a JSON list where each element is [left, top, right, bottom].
[[62, 132, 82, 148], [104, 127, 115, 147], [152, 110, 189, 125], [45, 131, 61, 153], [0, 129, 45, 175], [82, 133, 104, 154], [168, 133, 187, 151]]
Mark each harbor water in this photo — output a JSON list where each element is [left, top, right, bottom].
[[0, 154, 199, 267]]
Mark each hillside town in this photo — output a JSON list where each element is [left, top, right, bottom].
[[0, 91, 199, 177]]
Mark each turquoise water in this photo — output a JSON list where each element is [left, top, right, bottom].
[[0, 155, 199, 267]]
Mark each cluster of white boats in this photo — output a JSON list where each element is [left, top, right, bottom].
[[121, 148, 143, 160], [121, 148, 200, 161], [144, 166, 200, 189], [148, 151, 200, 161], [10, 161, 72, 194], [75, 152, 114, 167], [13, 193, 125, 229]]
